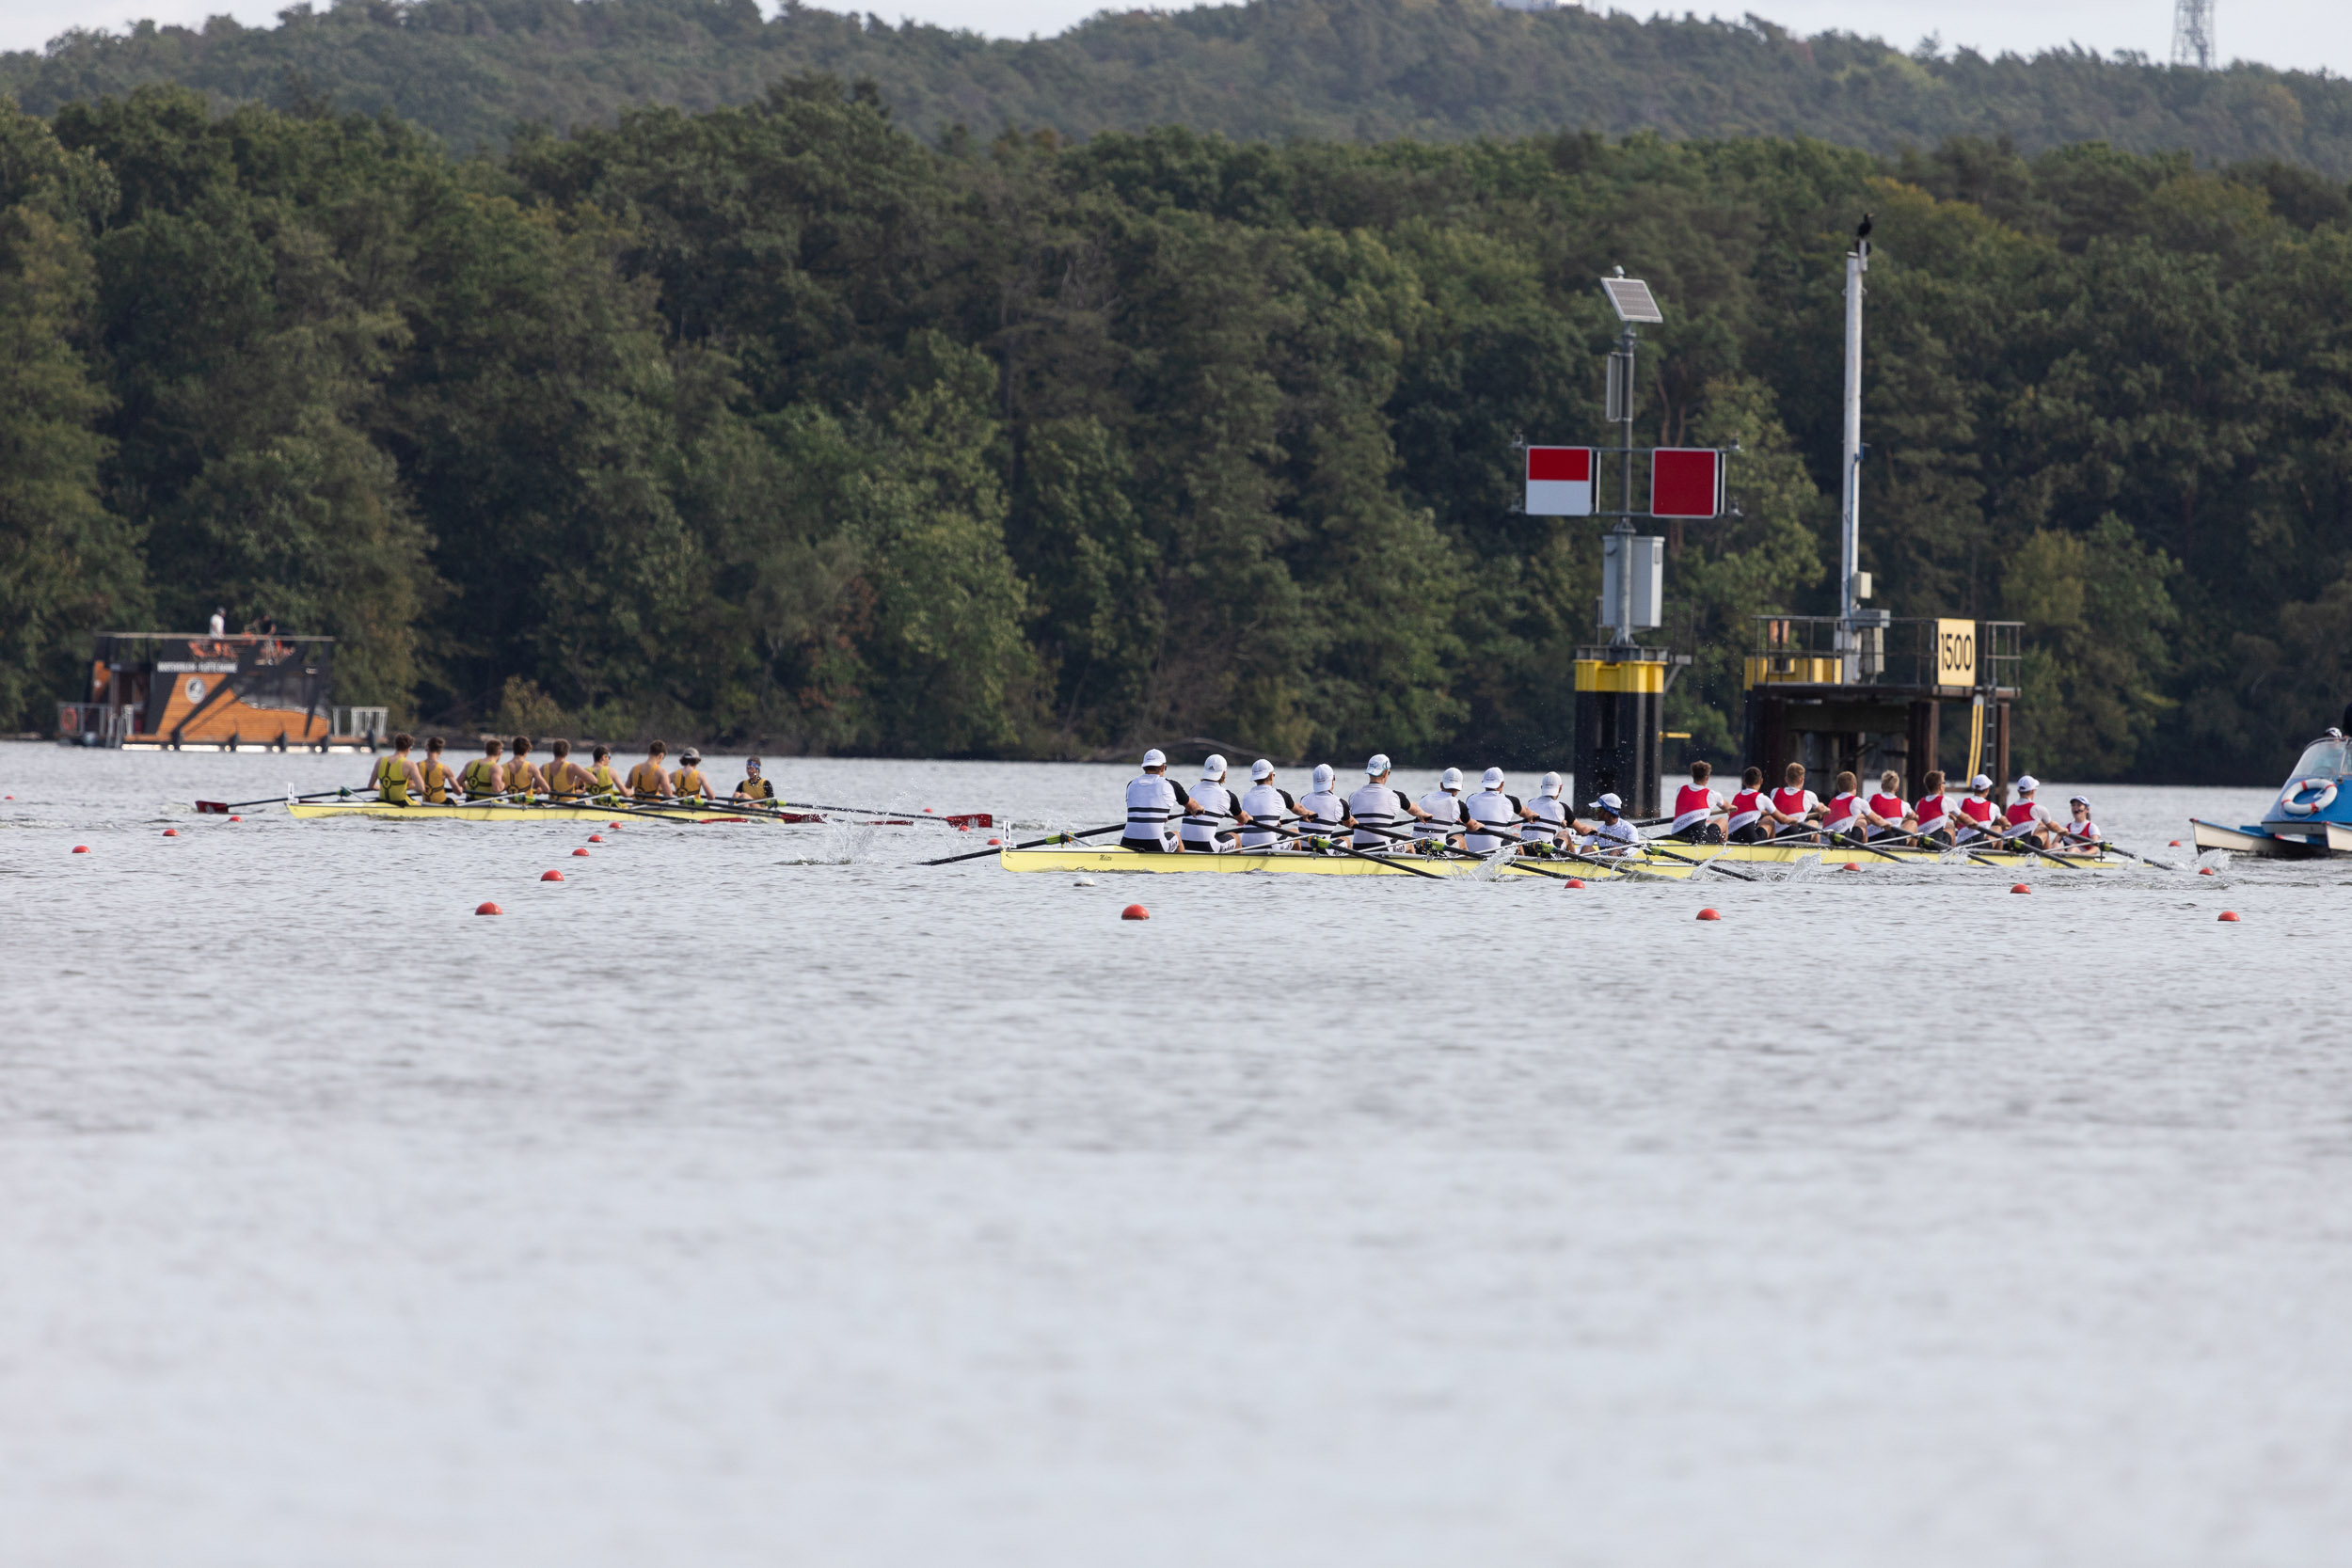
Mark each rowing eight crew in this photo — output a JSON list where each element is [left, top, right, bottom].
[[1666, 760, 2104, 853], [362, 733, 781, 806], [1121, 749, 1643, 857]]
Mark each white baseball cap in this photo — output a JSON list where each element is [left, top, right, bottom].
[[1200, 753, 1227, 779], [2015, 774, 2040, 793], [1591, 792, 1623, 813], [1311, 763, 1334, 789], [1250, 758, 1274, 781], [1141, 748, 1167, 768], [1366, 753, 1391, 775], [1438, 767, 1462, 789], [2068, 794, 2090, 806], [1540, 771, 1563, 796], [1970, 774, 1992, 791], [1481, 767, 1504, 788]]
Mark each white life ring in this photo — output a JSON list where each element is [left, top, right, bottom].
[[2280, 777, 2338, 815]]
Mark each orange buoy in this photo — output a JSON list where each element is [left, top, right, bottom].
[[1696, 908, 1721, 921], [163, 828, 179, 837], [2199, 867, 2217, 877], [541, 869, 564, 882], [988, 837, 1001, 846], [1120, 904, 1150, 921], [1564, 877, 1583, 888], [609, 821, 622, 830], [475, 901, 502, 916], [2169, 840, 2183, 847], [2217, 911, 2241, 922], [1841, 861, 1862, 871], [229, 815, 242, 822], [72, 845, 88, 854], [572, 847, 590, 857], [587, 833, 604, 843], [925, 807, 934, 813], [2010, 883, 2030, 894]]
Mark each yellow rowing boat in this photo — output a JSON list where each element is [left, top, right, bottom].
[[288, 800, 788, 824], [1000, 841, 2112, 879]]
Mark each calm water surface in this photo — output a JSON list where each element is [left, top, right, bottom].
[[2, 747, 2345, 1565]]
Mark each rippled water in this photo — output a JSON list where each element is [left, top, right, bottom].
[[3, 746, 2345, 1566]]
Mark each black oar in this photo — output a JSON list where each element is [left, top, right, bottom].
[[1215, 820, 1445, 879], [1990, 827, 2086, 870], [924, 823, 1126, 866], [1342, 818, 1661, 882], [1633, 840, 1758, 881], [197, 788, 349, 814]]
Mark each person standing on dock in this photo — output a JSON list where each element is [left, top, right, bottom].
[[1237, 761, 1300, 851], [366, 734, 424, 805], [1521, 772, 1571, 848], [1296, 764, 1347, 848], [1416, 768, 1467, 849], [628, 742, 675, 801], [1670, 760, 1726, 843], [505, 736, 547, 800], [1121, 749, 1188, 853], [418, 737, 456, 804], [459, 736, 505, 800], [734, 758, 775, 801], [1349, 754, 1433, 853]]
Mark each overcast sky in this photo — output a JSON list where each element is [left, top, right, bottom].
[[5, 0, 2347, 75]]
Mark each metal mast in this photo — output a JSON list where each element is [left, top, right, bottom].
[[2171, 0, 2215, 70], [1838, 232, 1867, 662]]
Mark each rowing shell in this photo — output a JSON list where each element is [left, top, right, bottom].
[[1000, 842, 2114, 879], [288, 800, 817, 824]]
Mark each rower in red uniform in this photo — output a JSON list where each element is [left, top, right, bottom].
[[1670, 760, 1726, 844], [1911, 769, 1954, 845], [1724, 767, 1770, 844], [2055, 794, 2104, 854], [2004, 774, 2058, 849], [1818, 770, 1864, 840], [1862, 769, 1912, 841], [1952, 773, 1996, 844], [1764, 762, 1821, 841]]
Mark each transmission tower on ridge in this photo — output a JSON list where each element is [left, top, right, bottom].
[[2171, 0, 2216, 69]]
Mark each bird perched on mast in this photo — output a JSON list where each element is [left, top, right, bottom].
[[1855, 212, 1873, 243]]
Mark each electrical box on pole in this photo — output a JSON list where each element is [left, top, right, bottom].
[[1599, 534, 1663, 630]]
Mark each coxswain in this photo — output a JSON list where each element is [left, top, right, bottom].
[[505, 736, 546, 800], [1670, 760, 1726, 844], [1415, 768, 1467, 849], [459, 736, 505, 800], [418, 736, 456, 804], [2003, 774, 2056, 849], [1237, 760, 1299, 851], [1571, 792, 1642, 856], [542, 738, 594, 800], [734, 757, 776, 800], [1121, 748, 1186, 853], [1952, 773, 1996, 844], [1819, 770, 1864, 841], [1911, 769, 1954, 846], [1862, 769, 1913, 841], [586, 744, 624, 801], [1180, 754, 1245, 853], [1348, 754, 1432, 852], [1460, 767, 1527, 854], [365, 732, 424, 805], [1764, 762, 1821, 841], [628, 741, 675, 801], [2056, 794, 2103, 854], [1295, 763, 1347, 849], [1521, 771, 1571, 848], [671, 748, 714, 803], [1724, 766, 1769, 843]]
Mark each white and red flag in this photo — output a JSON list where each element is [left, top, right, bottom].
[[1524, 446, 1594, 516]]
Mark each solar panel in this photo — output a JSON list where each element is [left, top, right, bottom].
[[1601, 277, 1663, 324]]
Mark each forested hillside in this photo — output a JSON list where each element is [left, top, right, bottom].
[[1, 82, 2349, 781], [7, 0, 2352, 173]]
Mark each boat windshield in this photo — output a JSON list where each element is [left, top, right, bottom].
[[2288, 738, 2351, 780]]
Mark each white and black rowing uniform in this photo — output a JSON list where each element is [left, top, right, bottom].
[[1237, 781, 1302, 850], [1461, 787, 1524, 853], [1520, 791, 1568, 846], [1121, 771, 1184, 853], [1347, 779, 1413, 852], [1181, 777, 1240, 852], [1415, 787, 1464, 843], [1296, 784, 1346, 846], [1580, 815, 1642, 855]]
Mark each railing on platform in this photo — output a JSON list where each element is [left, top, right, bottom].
[[1745, 616, 2021, 694], [333, 706, 388, 743], [56, 704, 135, 747]]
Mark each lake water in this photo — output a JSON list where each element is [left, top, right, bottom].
[[2, 746, 2344, 1566]]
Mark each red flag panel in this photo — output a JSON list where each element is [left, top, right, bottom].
[[1526, 446, 1592, 483], [1650, 449, 1722, 519]]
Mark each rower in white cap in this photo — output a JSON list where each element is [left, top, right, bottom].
[[1179, 754, 1248, 852], [1572, 792, 1643, 856], [1520, 770, 1570, 848], [1296, 763, 1348, 848], [1236, 759, 1300, 851], [1347, 753, 1432, 852], [1122, 748, 1193, 854], [1416, 767, 1468, 849], [2055, 794, 2103, 854], [1460, 766, 1529, 853], [1952, 773, 1997, 844], [2003, 773, 2057, 850]]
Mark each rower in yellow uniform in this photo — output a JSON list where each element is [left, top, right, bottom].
[[504, 736, 547, 800], [418, 736, 456, 804], [365, 733, 425, 805], [458, 736, 504, 801], [628, 741, 674, 802], [734, 756, 776, 801], [542, 738, 595, 800], [585, 744, 625, 802], [671, 748, 712, 803]]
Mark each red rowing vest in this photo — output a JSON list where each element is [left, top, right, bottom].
[[1772, 786, 1810, 816], [1915, 794, 1948, 825], [1821, 792, 1859, 828], [1960, 797, 1994, 825], [2007, 801, 2040, 827], [1675, 784, 1715, 816], [1868, 792, 1906, 820], [1727, 789, 1763, 829]]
